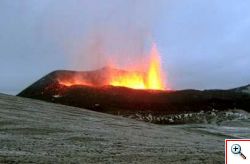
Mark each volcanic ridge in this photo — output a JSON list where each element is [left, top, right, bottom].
[[18, 67, 250, 124]]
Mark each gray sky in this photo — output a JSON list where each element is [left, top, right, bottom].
[[0, 0, 250, 94]]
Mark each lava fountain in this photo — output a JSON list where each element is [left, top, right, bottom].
[[110, 43, 165, 90], [147, 43, 165, 90], [59, 43, 167, 90]]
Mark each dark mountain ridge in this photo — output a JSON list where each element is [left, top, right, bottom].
[[18, 68, 250, 124]]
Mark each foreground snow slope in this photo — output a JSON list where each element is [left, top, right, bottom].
[[0, 93, 249, 163]]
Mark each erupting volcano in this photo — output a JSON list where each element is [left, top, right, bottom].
[[59, 43, 166, 90], [18, 57, 250, 124]]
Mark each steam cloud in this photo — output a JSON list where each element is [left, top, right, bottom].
[[47, 0, 164, 71]]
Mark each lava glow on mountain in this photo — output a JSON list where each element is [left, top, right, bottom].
[[58, 43, 167, 90]]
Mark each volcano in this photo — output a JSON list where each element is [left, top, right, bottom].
[[18, 67, 250, 124]]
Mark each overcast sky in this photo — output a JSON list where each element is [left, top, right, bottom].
[[0, 0, 250, 94]]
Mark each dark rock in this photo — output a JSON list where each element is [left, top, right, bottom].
[[18, 68, 250, 121]]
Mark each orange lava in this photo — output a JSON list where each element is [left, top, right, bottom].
[[110, 43, 165, 90], [59, 43, 167, 90], [110, 72, 146, 89]]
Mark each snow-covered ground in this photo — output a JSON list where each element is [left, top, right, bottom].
[[129, 109, 249, 125], [0, 93, 249, 163]]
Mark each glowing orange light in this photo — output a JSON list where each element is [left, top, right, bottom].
[[58, 43, 167, 90], [109, 43, 165, 90], [110, 73, 146, 89], [146, 43, 165, 90]]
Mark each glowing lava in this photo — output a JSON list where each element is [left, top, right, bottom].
[[110, 43, 165, 90], [146, 43, 165, 90], [110, 72, 146, 89], [58, 43, 167, 90]]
